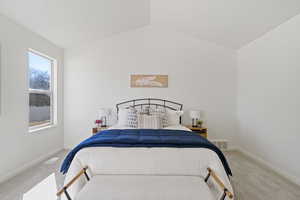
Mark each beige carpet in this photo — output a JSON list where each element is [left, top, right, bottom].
[[0, 150, 299, 200]]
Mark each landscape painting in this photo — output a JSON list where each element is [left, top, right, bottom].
[[130, 75, 168, 88]]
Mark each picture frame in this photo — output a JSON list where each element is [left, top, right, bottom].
[[130, 74, 168, 88]]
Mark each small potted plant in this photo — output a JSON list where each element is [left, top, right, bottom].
[[196, 120, 203, 128]]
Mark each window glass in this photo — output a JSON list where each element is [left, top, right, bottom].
[[29, 52, 51, 90], [29, 93, 51, 127]]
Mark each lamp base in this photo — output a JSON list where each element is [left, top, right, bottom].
[[192, 118, 196, 127]]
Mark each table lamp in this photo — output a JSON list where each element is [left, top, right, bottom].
[[189, 110, 201, 127], [98, 108, 109, 127]]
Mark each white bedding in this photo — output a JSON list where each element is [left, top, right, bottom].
[[163, 125, 192, 131], [108, 124, 191, 132], [62, 126, 234, 200], [75, 175, 215, 200]]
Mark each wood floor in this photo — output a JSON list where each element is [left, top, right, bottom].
[[225, 151, 300, 200], [0, 150, 299, 200]]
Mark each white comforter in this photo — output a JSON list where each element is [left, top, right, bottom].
[[62, 126, 233, 200]]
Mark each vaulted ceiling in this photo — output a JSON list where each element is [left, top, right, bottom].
[[0, 0, 150, 48], [151, 0, 300, 49], [1, 0, 300, 49]]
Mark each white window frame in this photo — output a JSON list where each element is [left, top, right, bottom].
[[28, 49, 57, 132]]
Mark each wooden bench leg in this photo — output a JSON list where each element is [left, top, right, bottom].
[[204, 168, 234, 199], [57, 166, 90, 200]]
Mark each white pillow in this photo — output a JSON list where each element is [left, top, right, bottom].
[[138, 114, 161, 129], [117, 109, 128, 126], [117, 108, 138, 128], [166, 110, 184, 126]]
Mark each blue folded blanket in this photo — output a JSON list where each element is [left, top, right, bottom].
[[61, 129, 232, 176]]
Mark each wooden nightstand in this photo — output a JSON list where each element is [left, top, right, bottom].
[[185, 125, 208, 139], [92, 126, 109, 135]]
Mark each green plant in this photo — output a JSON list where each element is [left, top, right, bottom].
[[196, 120, 203, 127]]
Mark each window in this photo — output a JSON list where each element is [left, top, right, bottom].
[[28, 50, 57, 131]]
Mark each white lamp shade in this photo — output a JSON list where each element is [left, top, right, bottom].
[[189, 110, 201, 119], [98, 108, 109, 118]]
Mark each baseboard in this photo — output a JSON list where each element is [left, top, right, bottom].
[[0, 148, 63, 184], [236, 147, 300, 187]]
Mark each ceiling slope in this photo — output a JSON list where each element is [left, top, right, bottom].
[[1, 0, 300, 49], [0, 0, 150, 48], [151, 0, 300, 49]]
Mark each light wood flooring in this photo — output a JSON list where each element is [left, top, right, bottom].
[[224, 151, 300, 200]]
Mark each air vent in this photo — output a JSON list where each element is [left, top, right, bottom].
[[43, 157, 59, 165], [211, 140, 228, 151]]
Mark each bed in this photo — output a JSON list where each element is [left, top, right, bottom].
[[58, 98, 234, 200]]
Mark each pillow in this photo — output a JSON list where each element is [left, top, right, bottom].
[[150, 108, 168, 127], [138, 114, 161, 129], [166, 110, 184, 126], [127, 108, 138, 128], [117, 108, 138, 128], [117, 109, 128, 126], [139, 106, 151, 115]]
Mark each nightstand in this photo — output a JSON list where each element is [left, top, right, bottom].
[[185, 125, 208, 139], [92, 126, 109, 135]]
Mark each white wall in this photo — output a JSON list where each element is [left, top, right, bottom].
[[238, 14, 300, 185], [0, 15, 64, 182], [64, 26, 237, 148]]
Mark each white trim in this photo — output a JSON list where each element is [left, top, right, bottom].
[[29, 124, 57, 133], [27, 48, 58, 132], [236, 147, 300, 187], [29, 89, 51, 94], [0, 148, 63, 184], [28, 48, 56, 61], [0, 43, 2, 115]]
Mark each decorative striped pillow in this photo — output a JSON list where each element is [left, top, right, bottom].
[[138, 114, 161, 129], [139, 106, 151, 115], [150, 108, 168, 127]]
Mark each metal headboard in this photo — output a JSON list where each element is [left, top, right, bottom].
[[116, 98, 183, 124], [116, 98, 183, 113]]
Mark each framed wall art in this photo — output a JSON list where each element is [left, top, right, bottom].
[[130, 74, 168, 88]]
